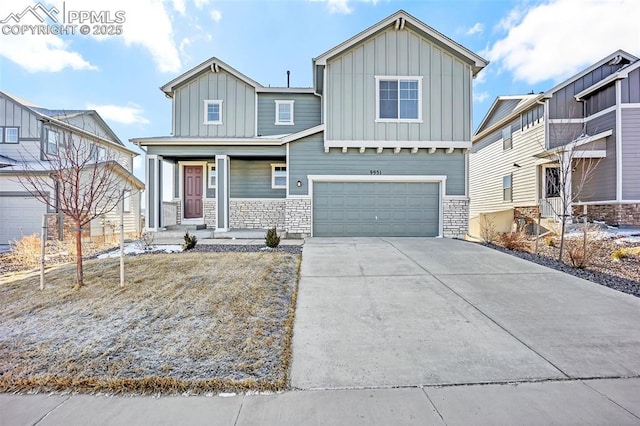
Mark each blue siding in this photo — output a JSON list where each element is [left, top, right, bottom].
[[257, 93, 321, 136], [230, 159, 286, 198], [289, 133, 465, 196]]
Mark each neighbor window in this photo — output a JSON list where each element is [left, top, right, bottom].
[[204, 100, 223, 124], [275, 100, 294, 125], [46, 129, 59, 154], [4, 127, 18, 143], [93, 145, 106, 161], [123, 190, 131, 213], [271, 164, 286, 189], [208, 163, 217, 188], [545, 167, 561, 198], [502, 126, 512, 150], [503, 174, 512, 202], [376, 76, 422, 121]]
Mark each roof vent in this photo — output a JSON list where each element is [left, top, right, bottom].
[[394, 17, 406, 30], [609, 55, 623, 65], [211, 62, 220, 73]]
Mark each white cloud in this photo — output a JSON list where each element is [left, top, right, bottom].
[[209, 9, 222, 22], [486, 0, 640, 85], [473, 91, 490, 103], [172, 0, 186, 14], [194, 0, 210, 9], [0, 0, 96, 72], [466, 22, 484, 36], [87, 103, 150, 125], [310, 0, 379, 14]]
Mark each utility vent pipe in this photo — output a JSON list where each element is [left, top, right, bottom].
[[287, 70, 290, 88]]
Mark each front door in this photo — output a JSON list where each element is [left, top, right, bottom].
[[184, 166, 203, 219]]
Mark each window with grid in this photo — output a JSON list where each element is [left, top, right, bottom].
[[376, 77, 421, 121]]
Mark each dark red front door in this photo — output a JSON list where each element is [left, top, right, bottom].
[[184, 166, 203, 218]]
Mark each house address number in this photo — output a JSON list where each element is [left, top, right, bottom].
[[369, 170, 382, 175]]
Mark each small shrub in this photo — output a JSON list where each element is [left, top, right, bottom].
[[265, 227, 280, 248], [182, 232, 197, 251], [498, 231, 531, 252], [135, 230, 155, 251], [479, 214, 498, 243], [545, 235, 556, 247], [611, 248, 627, 261], [8, 233, 42, 270]]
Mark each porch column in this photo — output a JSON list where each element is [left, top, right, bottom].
[[145, 154, 163, 231], [216, 155, 230, 231], [561, 150, 572, 222]]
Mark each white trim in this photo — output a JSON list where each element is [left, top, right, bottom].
[[443, 195, 469, 201], [620, 103, 640, 108], [573, 200, 640, 205], [256, 87, 315, 94], [573, 150, 606, 158], [616, 80, 623, 202], [203, 100, 223, 125], [178, 160, 207, 224], [285, 143, 290, 197], [374, 76, 423, 122], [275, 100, 295, 125], [229, 198, 287, 202], [254, 92, 258, 137], [282, 124, 324, 143], [548, 105, 616, 124], [271, 163, 287, 189], [574, 73, 621, 100], [285, 195, 311, 199], [324, 140, 471, 149], [307, 174, 447, 238]]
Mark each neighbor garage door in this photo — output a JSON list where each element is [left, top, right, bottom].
[[0, 195, 46, 244], [313, 181, 439, 237]]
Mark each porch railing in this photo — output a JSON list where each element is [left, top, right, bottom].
[[162, 201, 178, 227], [539, 197, 563, 221]]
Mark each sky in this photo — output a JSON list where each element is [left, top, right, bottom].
[[1, 0, 639, 182]]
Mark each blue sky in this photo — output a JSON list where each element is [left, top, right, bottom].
[[1, 0, 638, 180]]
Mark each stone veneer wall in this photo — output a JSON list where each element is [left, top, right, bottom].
[[443, 198, 469, 239], [285, 198, 311, 236], [573, 203, 640, 226], [229, 199, 285, 230], [203, 199, 217, 228], [174, 200, 182, 225]]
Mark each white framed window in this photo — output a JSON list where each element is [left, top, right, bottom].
[[271, 163, 286, 189], [123, 190, 131, 213], [4, 127, 18, 143], [93, 145, 106, 161], [46, 129, 59, 154], [502, 126, 512, 150], [204, 100, 223, 124], [375, 76, 422, 122], [207, 163, 217, 189], [503, 174, 512, 202], [275, 100, 294, 125]]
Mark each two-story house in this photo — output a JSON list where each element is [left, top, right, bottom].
[[133, 10, 488, 238], [0, 91, 144, 245], [470, 50, 640, 235]]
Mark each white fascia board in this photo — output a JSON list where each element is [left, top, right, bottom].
[[281, 124, 325, 143], [256, 87, 315, 94], [574, 73, 622, 100], [473, 95, 547, 142], [324, 140, 471, 149], [132, 137, 283, 146], [307, 174, 447, 183]]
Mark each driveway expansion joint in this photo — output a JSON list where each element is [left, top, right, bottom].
[[581, 380, 640, 421], [33, 394, 71, 425]]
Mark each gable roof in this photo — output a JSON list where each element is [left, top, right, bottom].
[[313, 10, 488, 76], [0, 91, 136, 156], [475, 94, 541, 136], [160, 56, 263, 96]]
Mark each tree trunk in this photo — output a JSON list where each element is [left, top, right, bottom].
[[558, 218, 566, 262], [75, 219, 84, 288]]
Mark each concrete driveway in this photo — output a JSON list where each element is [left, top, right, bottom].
[[291, 237, 640, 390]]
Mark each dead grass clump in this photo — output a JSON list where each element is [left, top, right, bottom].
[[8, 233, 42, 270], [479, 214, 499, 244], [0, 251, 300, 395], [498, 231, 531, 252]]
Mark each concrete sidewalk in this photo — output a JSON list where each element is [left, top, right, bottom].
[[2, 378, 640, 425]]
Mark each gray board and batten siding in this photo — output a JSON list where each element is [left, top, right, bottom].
[[621, 67, 640, 103], [313, 181, 439, 237], [476, 99, 521, 134], [173, 69, 255, 138], [257, 93, 321, 136], [622, 108, 640, 200], [0, 95, 42, 159], [288, 133, 465, 196], [325, 25, 472, 143], [230, 159, 286, 199]]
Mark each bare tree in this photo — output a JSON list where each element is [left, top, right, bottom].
[[17, 129, 128, 288], [540, 121, 603, 262]]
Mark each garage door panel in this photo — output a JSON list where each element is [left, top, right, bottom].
[[313, 181, 439, 237], [0, 195, 47, 244]]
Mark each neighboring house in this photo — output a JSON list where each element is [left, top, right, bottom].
[[132, 10, 487, 238], [0, 91, 144, 245], [469, 50, 640, 235]]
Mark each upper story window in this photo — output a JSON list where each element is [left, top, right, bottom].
[[208, 163, 217, 189], [46, 129, 59, 155], [375, 76, 422, 122], [204, 100, 223, 125], [271, 163, 286, 189], [93, 145, 106, 162], [275, 100, 295, 125], [502, 126, 512, 150], [503, 174, 512, 202], [1, 127, 19, 143], [123, 190, 131, 213]]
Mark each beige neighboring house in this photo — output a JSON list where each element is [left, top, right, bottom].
[[469, 50, 640, 236], [0, 91, 144, 245]]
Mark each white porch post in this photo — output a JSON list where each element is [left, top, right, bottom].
[[215, 155, 230, 231], [145, 154, 163, 231], [561, 150, 572, 223]]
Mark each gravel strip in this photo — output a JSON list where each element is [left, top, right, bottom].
[[484, 243, 640, 298], [191, 244, 303, 255]]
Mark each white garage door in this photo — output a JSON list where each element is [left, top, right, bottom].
[[0, 195, 47, 244]]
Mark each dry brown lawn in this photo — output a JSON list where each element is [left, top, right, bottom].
[[0, 251, 300, 395]]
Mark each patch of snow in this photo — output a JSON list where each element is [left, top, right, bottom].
[[218, 392, 236, 397], [97, 244, 183, 259]]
